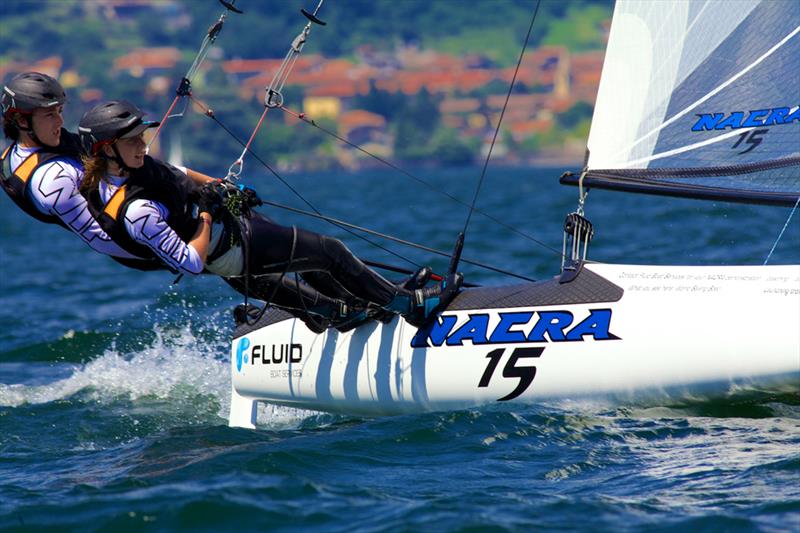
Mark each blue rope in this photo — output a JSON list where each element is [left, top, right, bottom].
[[763, 195, 800, 265]]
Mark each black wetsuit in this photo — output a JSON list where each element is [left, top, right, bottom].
[[239, 213, 399, 307]]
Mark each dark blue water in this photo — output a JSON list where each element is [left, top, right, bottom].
[[1, 166, 799, 531]]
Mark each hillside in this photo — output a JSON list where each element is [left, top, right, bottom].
[[0, 0, 613, 171]]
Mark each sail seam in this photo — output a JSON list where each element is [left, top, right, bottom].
[[590, 156, 799, 178], [603, 23, 800, 167]]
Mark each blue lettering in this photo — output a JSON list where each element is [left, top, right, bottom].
[[693, 107, 799, 132], [741, 109, 769, 127], [565, 309, 618, 341], [764, 107, 790, 125], [446, 314, 490, 346], [528, 311, 573, 342], [488, 311, 534, 344], [715, 111, 744, 130], [692, 112, 724, 131], [411, 314, 458, 348]]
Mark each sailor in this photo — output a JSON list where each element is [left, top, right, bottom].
[[79, 100, 462, 330], [0, 72, 140, 262]]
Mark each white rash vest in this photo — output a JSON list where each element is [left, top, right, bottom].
[[8, 144, 137, 259], [99, 175, 204, 275]]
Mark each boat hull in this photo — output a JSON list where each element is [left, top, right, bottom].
[[228, 263, 800, 428]]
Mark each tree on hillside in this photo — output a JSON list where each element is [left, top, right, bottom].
[[394, 88, 441, 161]]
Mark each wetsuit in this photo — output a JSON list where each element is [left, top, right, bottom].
[[92, 158, 406, 316]]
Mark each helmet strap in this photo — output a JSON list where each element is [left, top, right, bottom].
[[12, 113, 44, 146], [109, 142, 134, 174]]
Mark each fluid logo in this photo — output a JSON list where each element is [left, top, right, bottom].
[[235, 337, 251, 372]]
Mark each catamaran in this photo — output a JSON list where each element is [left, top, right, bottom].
[[227, 0, 799, 428]]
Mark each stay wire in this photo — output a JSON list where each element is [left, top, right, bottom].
[[191, 96, 536, 283], [462, 0, 541, 238], [190, 96, 422, 269], [763, 195, 800, 265], [148, 0, 239, 149], [260, 200, 536, 282], [280, 105, 563, 258]]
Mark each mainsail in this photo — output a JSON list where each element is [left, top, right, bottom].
[[562, 0, 800, 206]]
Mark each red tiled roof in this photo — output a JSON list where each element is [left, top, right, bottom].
[[339, 109, 386, 130], [112, 47, 181, 71], [507, 118, 553, 136], [0, 56, 63, 81], [79, 88, 104, 102], [440, 98, 481, 114], [486, 93, 548, 111]]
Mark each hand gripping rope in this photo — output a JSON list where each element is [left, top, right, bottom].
[[147, 0, 242, 150], [224, 0, 326, 182]]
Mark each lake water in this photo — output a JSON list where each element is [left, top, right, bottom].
[[1, 165, 798, 531]]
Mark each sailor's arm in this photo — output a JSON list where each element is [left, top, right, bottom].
[[28, 161, 138, 259], [123, 199, 206, 275], [172, 164, 217, 186], [189, 211, 213, 264]]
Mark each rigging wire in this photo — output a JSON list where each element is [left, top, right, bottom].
[[279, 105, 563, 258], [259, 200, 536, 282], [190, 96, 421, 269], [462, 0, 541, 239], [223, 0, 325, 182], [190, 95, 535, 283], [763, 195, 800, 265], [187, 1, 546, 283], [147, 0, 241, 149]]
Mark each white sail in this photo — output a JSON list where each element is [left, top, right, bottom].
[[586, 0, 800, 182]]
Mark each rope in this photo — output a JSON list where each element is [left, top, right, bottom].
[[191, 96, 421, 269], [223, 0, 325, 181], [191, 97, 537, 283], [242, 222, 298, 327], [280, 105, 562, 258], [147, 2, 238, 149], [763, 195, 800, 265]]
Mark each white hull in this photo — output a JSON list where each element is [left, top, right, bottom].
[[228, 263, 800, 428]]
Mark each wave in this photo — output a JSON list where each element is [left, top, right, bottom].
[[0, 319, 321, 431]]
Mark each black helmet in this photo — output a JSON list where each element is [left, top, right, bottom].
[[78, 100, 159, 155], [1, 71, 66, 116]]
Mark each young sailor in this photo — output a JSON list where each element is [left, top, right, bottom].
[[79, 100, 462, 329], [0, 72, 138, 261]]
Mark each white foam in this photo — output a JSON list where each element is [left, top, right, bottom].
[[0, 315, 319, 429]]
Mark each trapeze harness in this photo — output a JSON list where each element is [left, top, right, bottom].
[[86, 156, 234, 273], [0, 129, 81, 227]]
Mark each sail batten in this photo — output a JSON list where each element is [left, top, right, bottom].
[[575, 0, 800, 205]]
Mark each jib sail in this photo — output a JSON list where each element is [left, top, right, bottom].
[[561, 0, 800, 206]]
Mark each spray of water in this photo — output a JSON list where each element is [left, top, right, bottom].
[[0, 308, 320, 430]]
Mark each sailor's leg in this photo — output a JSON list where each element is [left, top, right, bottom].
[[224, 275, 371, 333], [224, 274, 335, 311], [243, 215, 459, 327], [301, 271, 357, 302], [246, 216, 402, 306]]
